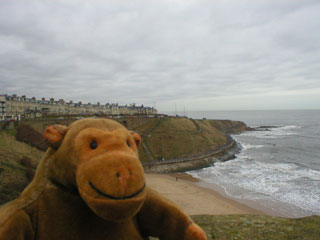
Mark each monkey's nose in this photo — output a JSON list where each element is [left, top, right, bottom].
[[115, 169, 132, 191]]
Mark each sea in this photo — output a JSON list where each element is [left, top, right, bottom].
[[170, 110, 320, 218]]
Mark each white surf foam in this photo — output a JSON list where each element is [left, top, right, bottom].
[[189, 157, 320, 216], [240, 125, 301, 139], [240, 143, 264, 150], [189, 123, 320, 217]]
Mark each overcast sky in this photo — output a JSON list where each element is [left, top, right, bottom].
[[1, 0, 320, 112]]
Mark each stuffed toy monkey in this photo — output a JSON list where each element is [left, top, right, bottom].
[[0, 118, 207, 240]]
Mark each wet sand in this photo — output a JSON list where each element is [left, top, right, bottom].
[[145, 173, 265, 216]]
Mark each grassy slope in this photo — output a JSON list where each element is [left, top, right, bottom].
[[22, 117, 238, 162], [204, 119, 250, 134], [0, 131, 43, 204], [2, 118, 320, 238], [143, 118, 227, 161], [149, 214, 320, 240], [0, 117, 245, 203], [192, 214, 320, 240]]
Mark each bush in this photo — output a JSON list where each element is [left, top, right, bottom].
[[20, 156, 34, 169], [16, 124, 48, 151]]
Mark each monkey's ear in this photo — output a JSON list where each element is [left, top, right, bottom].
[[130, 131, 141, 147], [43, 125, 68, 149]]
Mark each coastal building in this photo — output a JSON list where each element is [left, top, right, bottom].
[[0, 94, 157, 120], [0, 96, 6, 121]]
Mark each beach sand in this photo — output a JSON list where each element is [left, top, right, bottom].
[[145, 173, 265, 216]]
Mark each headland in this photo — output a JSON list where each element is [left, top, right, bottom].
[[1, 116, 320, 239]]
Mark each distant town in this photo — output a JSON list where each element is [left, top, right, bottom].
[[0, 94, 157, 121]]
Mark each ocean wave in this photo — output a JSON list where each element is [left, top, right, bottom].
[[189, 158, 320, 215], [279, 125, 302, 130], [240, 125, 301, 139], [240, 143, 264, 150]]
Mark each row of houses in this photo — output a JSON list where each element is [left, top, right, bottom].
[[0, 94, 157, 120]]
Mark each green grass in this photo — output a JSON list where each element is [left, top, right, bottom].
[[192, 214, 320, 240], [0, 132, 43, 204], [145, 118, 227, 161], [15, 117, 242, 162], [4, 128, 17, 137]]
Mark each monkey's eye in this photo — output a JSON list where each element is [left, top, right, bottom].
[[126, 140, 131, 147], [90, 140, 98, 150]]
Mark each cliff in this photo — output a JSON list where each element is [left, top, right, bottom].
[[0, 116, 248, 204], [204, 119, 249, 134], [126, 117, 248, 163], [19, 117, 248, 163]]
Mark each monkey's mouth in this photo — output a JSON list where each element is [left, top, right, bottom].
[[89, 182, 146, 200]]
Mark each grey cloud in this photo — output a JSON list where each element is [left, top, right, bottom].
[[1, 0, 320, 111]]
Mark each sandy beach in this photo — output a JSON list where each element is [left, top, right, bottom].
[[145, 173, 264, 216]]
